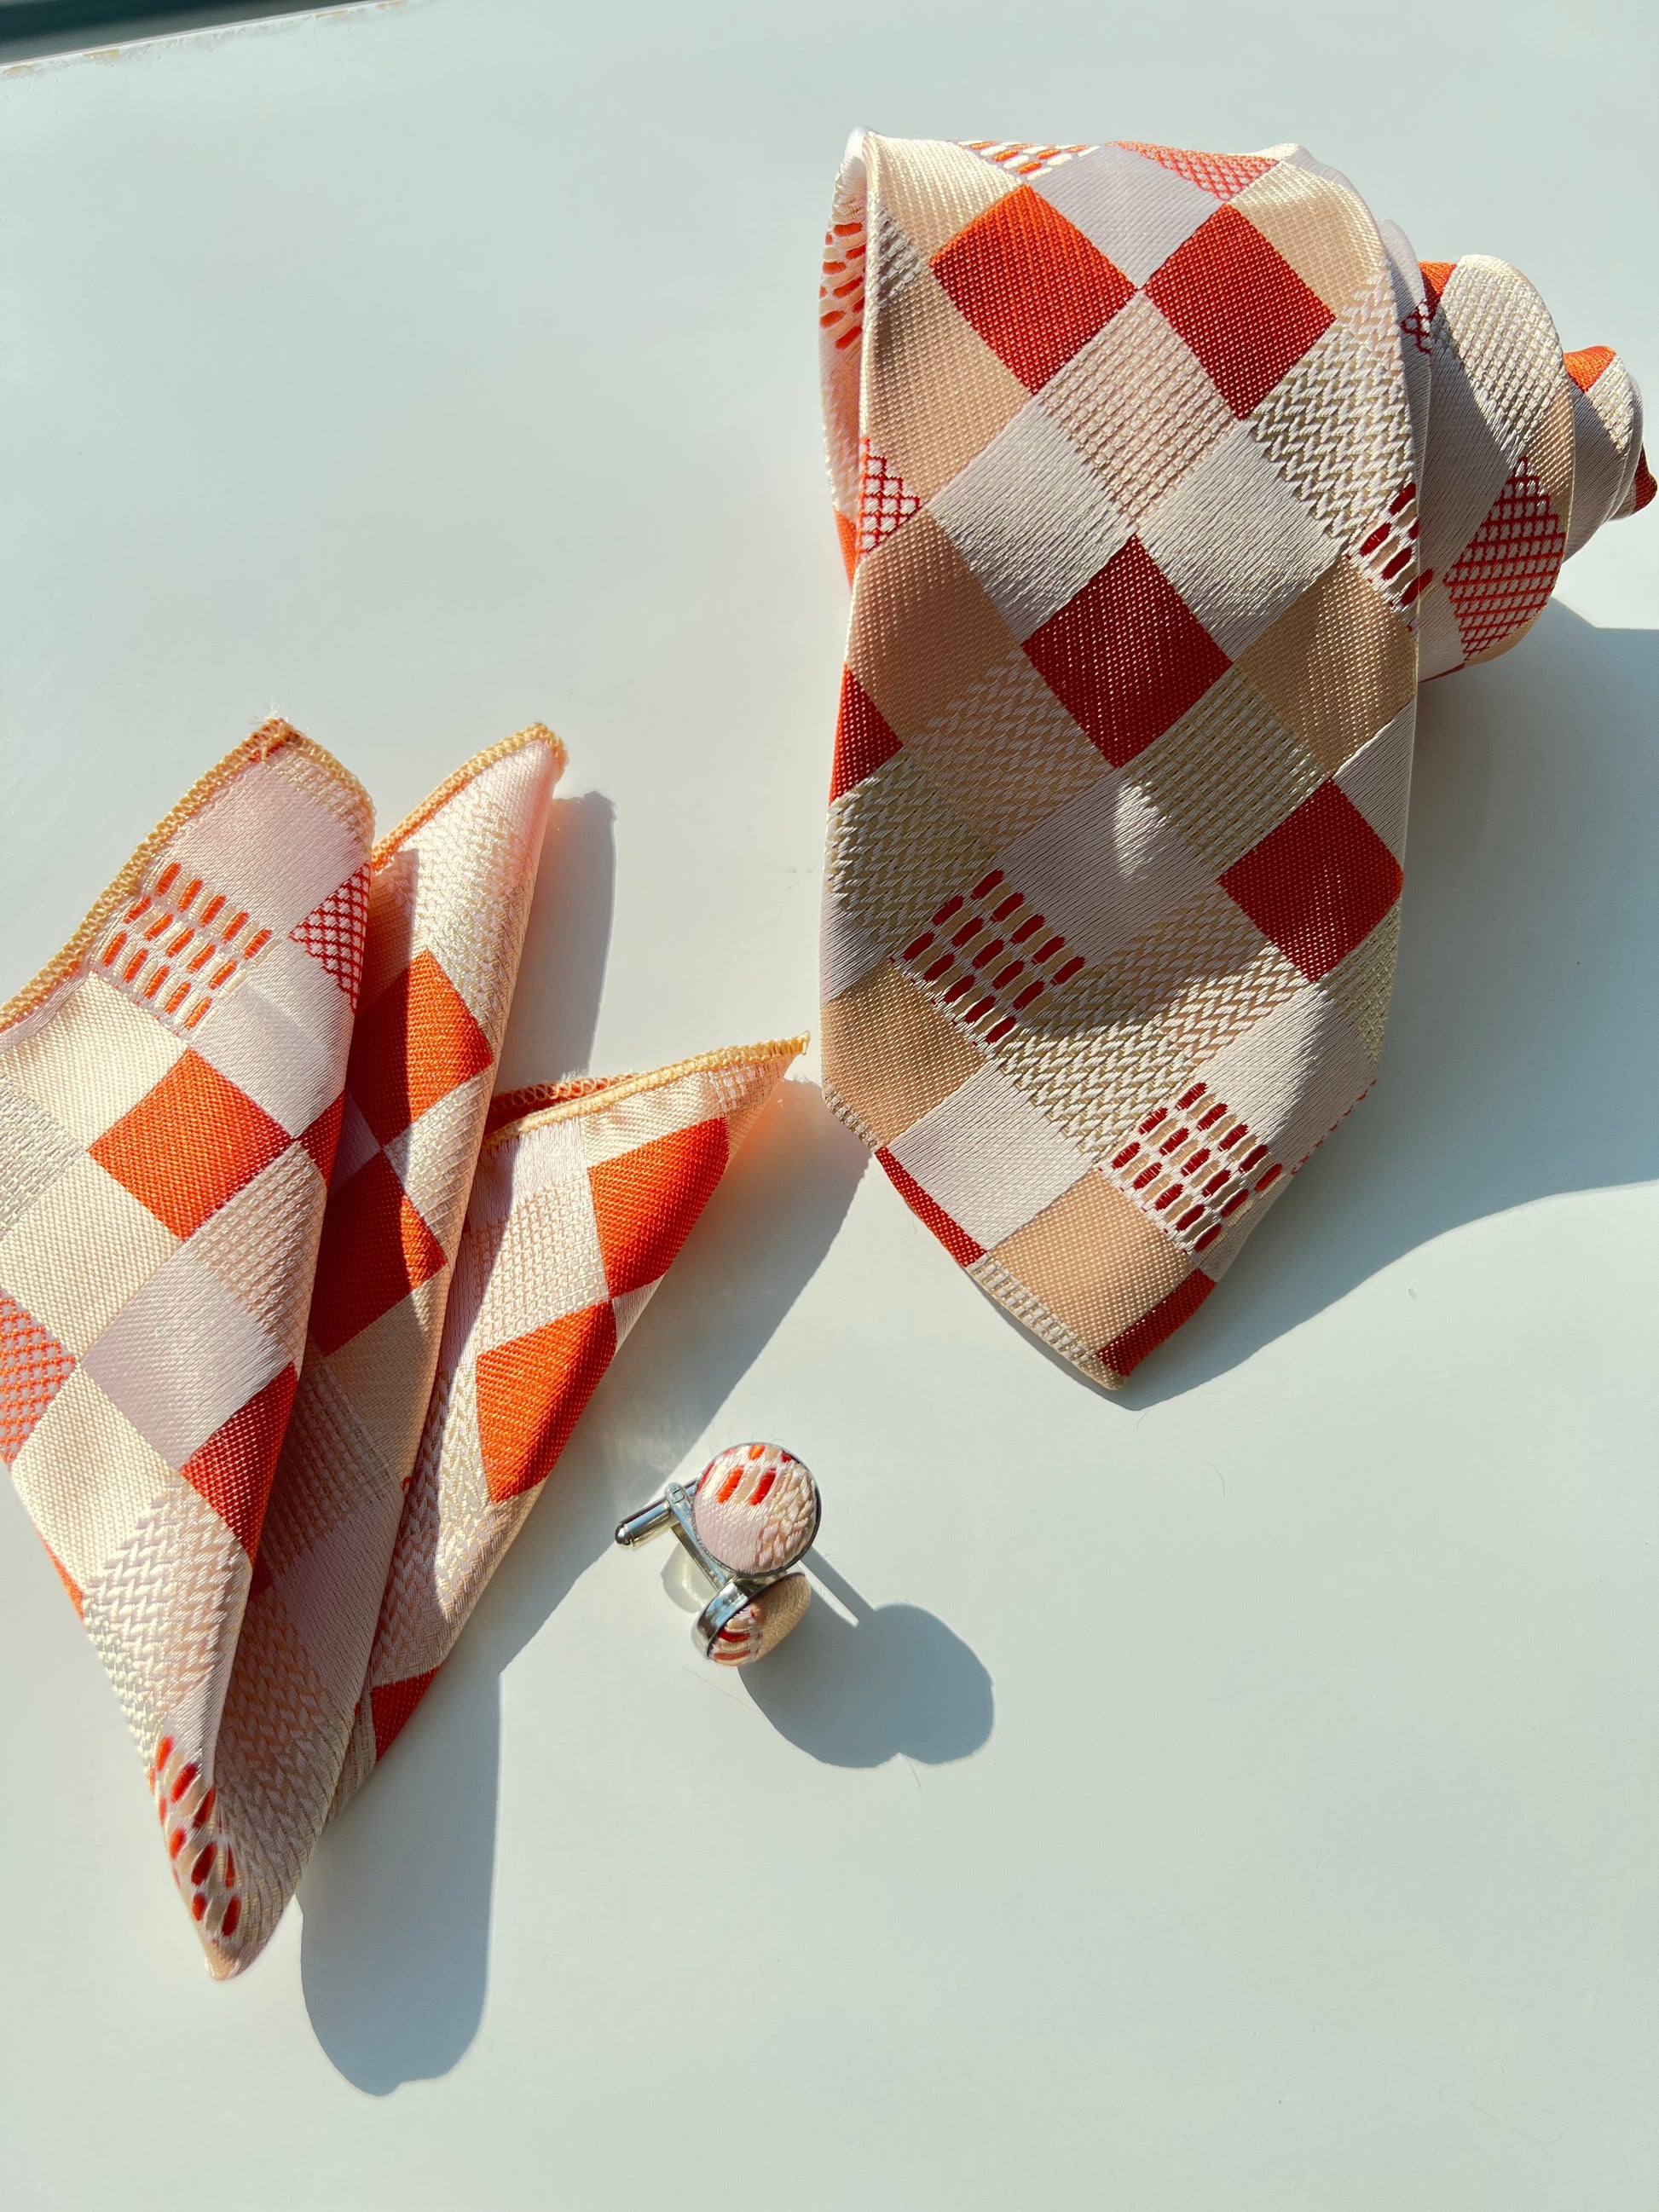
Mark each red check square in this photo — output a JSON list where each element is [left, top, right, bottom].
[[475, 1301, 619, 1502], [1220, 781, 1402, 981], [933, 186, 1135, 392], [1146, 205, 1333, 416], [346, 949, 492, 1148], [1024, 538, 1230, 767], [91, 1050, 291, 1239], [306, 1151, 447, 1356], [830, 667, 902, 802], [590, 1118, 729, 1297]]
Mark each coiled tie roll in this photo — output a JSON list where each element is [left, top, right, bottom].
[[818, 135, 1649, 1387]]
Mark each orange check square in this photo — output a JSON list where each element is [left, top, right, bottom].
[[91, 1049, 291, 1239]]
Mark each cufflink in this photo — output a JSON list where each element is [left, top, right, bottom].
[[615, 1442, 820, 1665]]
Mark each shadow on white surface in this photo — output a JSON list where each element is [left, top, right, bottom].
[[286, 605, 1658, 2087], [1072, 607, 1659, 1401], [744, 1553, 994, 1767], [494, 787, 616, 1089], [296, 1077, 874, 2089]]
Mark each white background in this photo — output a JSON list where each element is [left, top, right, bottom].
[[1, 3, 1656, 2205]]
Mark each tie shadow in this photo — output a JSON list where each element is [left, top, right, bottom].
[[1110, 606, 1659, 1400], [298, 786, 886, 2087], [292, 601, 1634, 2078]]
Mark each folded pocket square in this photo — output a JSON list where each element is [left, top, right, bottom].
[[0, 719, 801, 1973]]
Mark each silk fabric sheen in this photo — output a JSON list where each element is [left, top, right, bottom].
[[819, 136, 1650, 1387], [0, 722, 801, 1972]]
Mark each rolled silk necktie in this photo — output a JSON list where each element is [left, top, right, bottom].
[[0, 719, 802, 1973], [819, 134, 1650, 1388]]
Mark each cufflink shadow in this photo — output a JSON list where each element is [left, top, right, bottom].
[[298, 1074, 866, 2088], [742, 1554, 994, 1767], [1113, 607, 1659, 1401]]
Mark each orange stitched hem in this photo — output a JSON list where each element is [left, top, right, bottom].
[[482, 1036, 809, 1152], [0, 719, 371, 1038], [370, 724, 566, 866], [483, 1075, 619, 1135]]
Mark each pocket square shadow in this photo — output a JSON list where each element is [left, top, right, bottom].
[[298, 1069, 868, 2091]]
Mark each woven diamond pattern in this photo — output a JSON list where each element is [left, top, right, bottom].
[[337, 1046, 797, 1782], [2, 717, 799, 1979], [820, 132, 1650, 1387]]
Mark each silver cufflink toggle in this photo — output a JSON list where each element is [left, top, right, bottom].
[[615, 1442, 820, 1665]]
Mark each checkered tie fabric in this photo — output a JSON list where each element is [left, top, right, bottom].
[[819, 136, 1651, 1388], [0, 719, 801, 1972]]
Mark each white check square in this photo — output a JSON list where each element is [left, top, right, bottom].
[[930, 401, 1130, 641], [1032, 141, 1217, 286], [997, 774, 1212, 965], [887, 1064, 1093, 1249], [1139, 424, 1338, 656]]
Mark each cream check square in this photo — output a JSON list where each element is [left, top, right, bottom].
[[0, 973, 184, 1146], [1128, 671, 1325, 876], [80, 1476, 249, 1757], [246, 932, 356, 1076], [382, 1072, 492, 1236], [271, 1487, 406, 1708], [1194, 984, 1379, 1169], [1333, 702, 1414, 862], [1042, 292, 1235, 523], [0, 1081, 80, 1240], [11, 1367, 176, 1590], [471, 1177, 608, 1356], [0, 1152, 178, 1354], [84, 1245, 289, 1469], [166, 757, 367, 942], [929, 401, 1130, 640], [192, 971, 343, 1138], [820, 888, 888, 1002], [465, 1112, 587, 1229]]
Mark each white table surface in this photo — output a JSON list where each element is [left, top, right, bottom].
[[2, 3, 1656, 2205]]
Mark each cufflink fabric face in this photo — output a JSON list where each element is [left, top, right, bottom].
[[615, 1442, 820, 1666]]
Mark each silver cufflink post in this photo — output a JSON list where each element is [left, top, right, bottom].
[[615, 1441, 820, 1666]]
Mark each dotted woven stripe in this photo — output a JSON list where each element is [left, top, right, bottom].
[[95, 857, 275, 1032]]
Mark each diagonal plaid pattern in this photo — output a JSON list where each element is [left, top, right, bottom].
[[0, 724, 374, 1953], [818, 136, 1650, 1387], [0, 719, 803, 1974], [327, 1040, 805, 1811], [202, 728, 562, 1967]]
